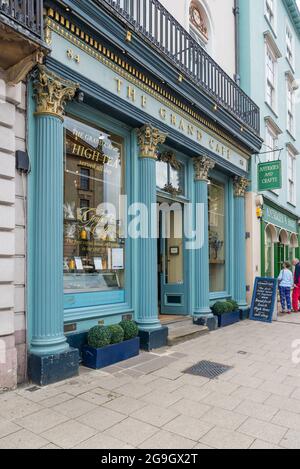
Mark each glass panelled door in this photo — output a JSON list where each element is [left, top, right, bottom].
[[158, 202, 186, 315]]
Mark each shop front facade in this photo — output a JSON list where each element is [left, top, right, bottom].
[[261, 199, 299, 279], [27, 1, 262, 385]]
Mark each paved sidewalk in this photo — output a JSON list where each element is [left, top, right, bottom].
[[1, 319, 300, 449]]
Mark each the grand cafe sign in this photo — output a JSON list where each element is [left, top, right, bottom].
[[50, 26, 249, 172]]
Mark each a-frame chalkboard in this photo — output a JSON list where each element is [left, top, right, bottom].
[[250, 277, 278, 323]]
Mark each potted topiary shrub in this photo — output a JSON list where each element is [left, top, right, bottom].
[[82, 322, 140, 370], [227, 299, 249, 321], [212, 301, 240, 328]]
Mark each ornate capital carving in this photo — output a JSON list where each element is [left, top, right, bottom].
[[193, 156, 215, 182], [33, 65, 78, 120], [137, 124, 167, 159], [233, 176, 249, 197]]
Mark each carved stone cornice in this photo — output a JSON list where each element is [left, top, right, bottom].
[[137, 124, 167, 159], [193, 156, 215, 182], [33, 65, 78, 120], [233, 176, 249, 197]]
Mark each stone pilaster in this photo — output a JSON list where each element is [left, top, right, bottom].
[[29, 66, 79, 385], [233, 176, 249, 309]]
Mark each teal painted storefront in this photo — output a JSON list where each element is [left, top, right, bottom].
[[26, 4, 262, 385]]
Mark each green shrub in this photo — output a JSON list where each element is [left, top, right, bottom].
[[119, 320, 139, 340], [212, 301, 234, 315], [88, 326, 111, 348], [107, 324, 124, 344], [228, 300, 239, 311]]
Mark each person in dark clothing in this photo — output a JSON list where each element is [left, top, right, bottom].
[[292, 259, 300, 312]]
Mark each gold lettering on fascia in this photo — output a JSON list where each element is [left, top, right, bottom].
[[209, 138, 231, 159], [114, 76, 236, 162], [127, 86, 136, 102]]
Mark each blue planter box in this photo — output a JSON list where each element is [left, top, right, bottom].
[[216, 310, 240, 328], [240, 309, 250, 321], [82, 337, 140, 370]]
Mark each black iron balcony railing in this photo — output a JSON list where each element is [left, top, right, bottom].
[[0, 0, 43, 38], [99, 0, 260, 134]]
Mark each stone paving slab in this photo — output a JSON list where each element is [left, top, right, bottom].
[[1, 320, 300, 448]]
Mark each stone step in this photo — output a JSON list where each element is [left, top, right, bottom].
[[160, 315, 193, 326], [167, 322, 209, 346]]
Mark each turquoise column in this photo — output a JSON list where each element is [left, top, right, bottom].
[[233, 177, 249, 309], [29, 65, 79, 385], [193, 156, 216, 328], [31, 114, 68, 355], [136, 125, 168, 349]]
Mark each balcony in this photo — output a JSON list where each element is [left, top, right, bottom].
[[98, 0, 260, 135], [0, 0, 45, 83], [0, 0, 43, 37]]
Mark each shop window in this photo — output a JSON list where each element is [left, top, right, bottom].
[[208, 179, 226, 292], [265, 225, 274, 278], [63, 116, 125, 293], [156, 152, 184, 197]]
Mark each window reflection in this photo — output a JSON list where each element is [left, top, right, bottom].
[[156, 152, 184, 196], [209, 179, 226, 292], [63, 117, 125, 293]]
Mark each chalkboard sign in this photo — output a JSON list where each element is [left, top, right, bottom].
[[250, 277, 277, 323]]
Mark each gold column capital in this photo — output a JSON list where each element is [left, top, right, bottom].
[[137, 124, 167, 159], [233, 176, 249, 197], [33, 65, 79, 120], [193, 156, 215, 182]]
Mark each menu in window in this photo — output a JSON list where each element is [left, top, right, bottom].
[[74, 257, 84, 271], [112, 248, 124, 270], [94, 257, 103, 271]]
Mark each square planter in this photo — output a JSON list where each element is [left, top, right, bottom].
[[240, 309, 250, 321], [215, 310, 240, 328], [82, 337, 140, 370]]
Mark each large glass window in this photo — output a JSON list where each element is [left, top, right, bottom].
[[156, 152, 184, 196], [63, 117, 125, 293], [208, 179, 226, 292]]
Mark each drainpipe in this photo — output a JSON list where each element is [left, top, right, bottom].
[[233, 0, 240, 85]]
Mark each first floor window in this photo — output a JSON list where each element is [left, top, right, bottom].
[[63, 116, 125, 293], [209, 179, 226, 293], [288, 149, 296, 205]]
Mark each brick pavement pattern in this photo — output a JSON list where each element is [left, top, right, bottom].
[[1, 320, 300, 449]]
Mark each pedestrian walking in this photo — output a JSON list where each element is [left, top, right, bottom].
[[278, 262, 294, 314], [292, 259, 300, 313]]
